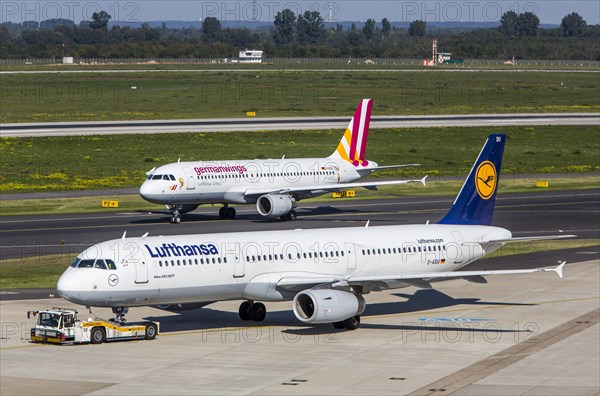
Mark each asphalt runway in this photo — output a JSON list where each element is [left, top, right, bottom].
[[2, 113, 598, 137], [1, 189, 598, 263]]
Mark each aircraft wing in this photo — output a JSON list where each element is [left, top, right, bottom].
[[243, 176, 427, 197], [277, 262, 565, 292]]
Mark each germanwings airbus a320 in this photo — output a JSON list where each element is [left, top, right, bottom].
[[58, 134, 573, 330], [139, 99, 424, 223]]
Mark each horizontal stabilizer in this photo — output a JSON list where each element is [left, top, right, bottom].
[[483, 235, 577, 244], [372, 164, 421, 170]]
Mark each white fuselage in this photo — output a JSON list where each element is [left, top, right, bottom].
[[57, 224, 511, 308], [139, 157, 376, 205]]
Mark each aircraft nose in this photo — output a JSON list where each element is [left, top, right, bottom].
[[57, 269, 80, 303], [139, 181, 159, 203]]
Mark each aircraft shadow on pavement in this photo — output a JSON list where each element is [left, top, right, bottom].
[[145, 289, 534, 334]]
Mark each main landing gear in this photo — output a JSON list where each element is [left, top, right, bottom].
[[219, 205, 236, 220], [111, 307, 129, 323], [238, 301, 266, 322], [332, 316, 361, 330], [279, 210, 297, 222]]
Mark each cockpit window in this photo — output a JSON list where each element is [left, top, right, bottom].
[[152, 174, 162, 180], [162, 175, 170, 180], [146, 174, 153, 180], [76, 259, 95, 268], [169, 175, 176, 181], [94, 259, 107, 269], [71, 258, 117, 269]]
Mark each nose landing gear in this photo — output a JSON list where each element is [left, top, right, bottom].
[[112, 307, 129, 323]]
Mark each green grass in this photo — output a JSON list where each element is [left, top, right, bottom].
[[0, 126, 600, 193], [1, 126, 599, 194], [1, 69, 598, 123], [0, 253, 76, 289], [1, 239, 597, 289]]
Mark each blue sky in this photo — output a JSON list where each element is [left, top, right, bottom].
[[2, 1, 599, 24]]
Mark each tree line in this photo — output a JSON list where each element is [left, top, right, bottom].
[[1, 10, 598, 60]]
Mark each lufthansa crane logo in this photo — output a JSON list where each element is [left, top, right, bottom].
[[108, 274, 119, 287], [475, 161, 497, 200]]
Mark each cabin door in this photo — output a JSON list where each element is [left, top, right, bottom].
[[134, 260, 149, 284], [183, 168, 196, 190], [449, 231, 464, 265], [345, 243, 357, 271]]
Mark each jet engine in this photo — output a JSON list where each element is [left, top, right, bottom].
[[292, 289, 366, 324], [256, 194, 294, 218], [165, 204, 199, 214]]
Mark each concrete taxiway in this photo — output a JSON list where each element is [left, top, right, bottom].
[[1, 260, 598, 395], [1, 189, 599, 261], [1, 189, 599, 394]]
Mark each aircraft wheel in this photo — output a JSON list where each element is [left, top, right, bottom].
[[279, 215, 287, 222], [145, 323, 158, 340], [174, 216, 181, 224], [219, 207, 226, 219], [332, 321, 345, 329], [90, 327, 106, 344], [343, 316, 360, 330], [226, 207, 236, 219], [250, 302, 266, 322], [286, 210, 297, 221], [238, 301, 252, 321]]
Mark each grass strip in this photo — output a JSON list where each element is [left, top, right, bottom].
[[1, 126, 599, 193]]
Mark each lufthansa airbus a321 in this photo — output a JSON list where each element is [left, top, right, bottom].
[[139, 99, 424, 223], [58, 134, 573, 330]]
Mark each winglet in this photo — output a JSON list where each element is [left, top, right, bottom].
[[421, 175, 428, 186], [553, 261, 566, 279], [365, 220, 370, 228], [121, 231, 127, 240]]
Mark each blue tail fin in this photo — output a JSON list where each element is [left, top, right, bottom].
[[438, 134, 506, 225]]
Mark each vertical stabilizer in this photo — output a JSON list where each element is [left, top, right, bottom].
[[438, 134, 506, 225], [329, 99, 373, 166]]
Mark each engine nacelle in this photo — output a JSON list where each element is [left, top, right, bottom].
[[256, 194, 293, 218], [292, 289, 366, 324], [165, 204, 199, 214]]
